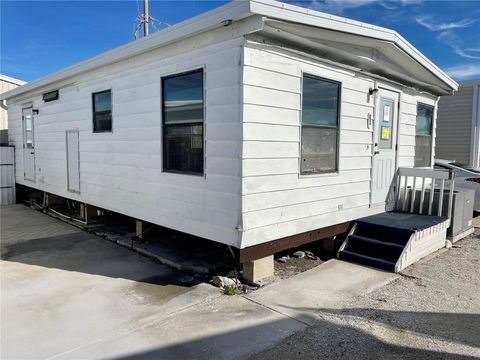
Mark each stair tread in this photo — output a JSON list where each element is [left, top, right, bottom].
[[340, 249, 396, 266], [349, 234, 405, 249]]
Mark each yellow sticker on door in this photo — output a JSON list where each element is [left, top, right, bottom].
[[381, 126, 390, 140]]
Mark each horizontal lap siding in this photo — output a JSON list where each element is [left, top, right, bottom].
[[398, 91, 437, 167], [241, 44, 378, 246], [435, 86, 473, 165], [7, 29, 246, 246]]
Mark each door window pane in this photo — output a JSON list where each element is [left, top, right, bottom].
[[162, 69, 204, 174], [301, 127, 337, 174], [301, 74, 340, 175], [379, 98, 393, 149]]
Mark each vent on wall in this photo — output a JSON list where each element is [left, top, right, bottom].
[[43, 90, 59, 102]]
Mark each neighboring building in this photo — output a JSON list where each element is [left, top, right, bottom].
[[0, 74, 26, 130], [436, 79, 480, 168], [0, 0, 457, 273]]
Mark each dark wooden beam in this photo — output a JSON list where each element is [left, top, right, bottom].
[[239, 221, 351, 263]]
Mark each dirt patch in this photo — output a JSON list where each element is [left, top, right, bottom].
[[274, 255, 325, 280]]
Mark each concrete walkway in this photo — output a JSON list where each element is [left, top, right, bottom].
[[1, 204, 398, 359]]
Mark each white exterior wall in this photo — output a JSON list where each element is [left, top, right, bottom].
[[398, 90, 437, 168], [1, 78, 24, 130], [7, 25, 247, 247], [239, 41, 438, 247]]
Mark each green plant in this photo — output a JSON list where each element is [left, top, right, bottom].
[[224, 285, 237, 296]]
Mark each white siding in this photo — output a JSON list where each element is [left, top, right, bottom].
[[239, 42, 440, 248], [7, 24, 247, 247], [240, 43, 383, 247], [0, 79, 23, 130], [398, 90, 437, 168], [436, 85, 474, 165]]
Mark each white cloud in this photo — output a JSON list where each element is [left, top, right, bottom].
[[293, 0, 422, 14], [466, 48, 480, 52], [438, 31, 480, 59], [415, 16, 476, 31], [300, 0, 376, 14], [444, 63, 480, 80]]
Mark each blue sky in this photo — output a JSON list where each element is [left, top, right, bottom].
[[1, 0, 479, 83]]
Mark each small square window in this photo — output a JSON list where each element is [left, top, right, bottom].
[[92, 90, 112, 133], [43, 90, 59, 102]]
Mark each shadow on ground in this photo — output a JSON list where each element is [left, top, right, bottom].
[[1, 231, 200, 287], [113, 309, 479, 360]]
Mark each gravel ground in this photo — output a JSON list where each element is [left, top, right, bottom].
[[251, 232, 480, 360]]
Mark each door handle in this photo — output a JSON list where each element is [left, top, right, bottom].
[[374, 151, 380, 155], [30, 152, 34, 155]]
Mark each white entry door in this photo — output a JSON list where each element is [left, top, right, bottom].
[[66, 130, 80, 193], [371, 88, 399, 207], [22, 107, 35, 181]]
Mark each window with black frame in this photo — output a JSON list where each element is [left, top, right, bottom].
[[162, 69, 204, 174], [415, 103, 433, 167], [301, 74, 340, 175], [92, 90, 112, 132]]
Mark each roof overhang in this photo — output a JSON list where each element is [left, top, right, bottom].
[[0, 74, 26, 86], [254, 19, 456, 95], [1, 0, 457, 101]]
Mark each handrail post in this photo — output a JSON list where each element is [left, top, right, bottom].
[[447, 169, 455, 219]]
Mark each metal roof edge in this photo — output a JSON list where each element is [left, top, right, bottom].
[[0, 74, 27, 86], [1, 0, 252, 101], [249, 0, 458, 92]]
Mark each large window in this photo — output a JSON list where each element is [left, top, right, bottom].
[[415, 103, 434, 167], [162, 69, 204, 174], [92, 90, 112, 133], [301, 74, 340, 175]]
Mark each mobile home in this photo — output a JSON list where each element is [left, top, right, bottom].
[[436, 79, 480, 168], [1, 0, 458, 279]]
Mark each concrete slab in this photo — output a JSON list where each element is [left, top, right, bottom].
[[1, 204, 80, 247], [245, 259, 398, 325], [0, 205, 401, 360], [52, 296, 306, 360], [1, 205, 221, 360]]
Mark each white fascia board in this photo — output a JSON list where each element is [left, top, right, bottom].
[[249, 0, 458, 91], [1, 0, 253, 101], [0, 74, 27, 86]]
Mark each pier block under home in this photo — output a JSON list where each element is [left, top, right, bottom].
[[1, 0, 458, 280]]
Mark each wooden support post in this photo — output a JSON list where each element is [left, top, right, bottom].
[[243, 255, 274, 284], [136, 220, 143, 240], [85, 204, 97, 223]]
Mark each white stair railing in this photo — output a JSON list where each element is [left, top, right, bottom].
[[396, 167, 455, 218]]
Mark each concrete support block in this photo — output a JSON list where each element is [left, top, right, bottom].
[[243, 255, 274, 284], [136, 220, 143, 240]]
